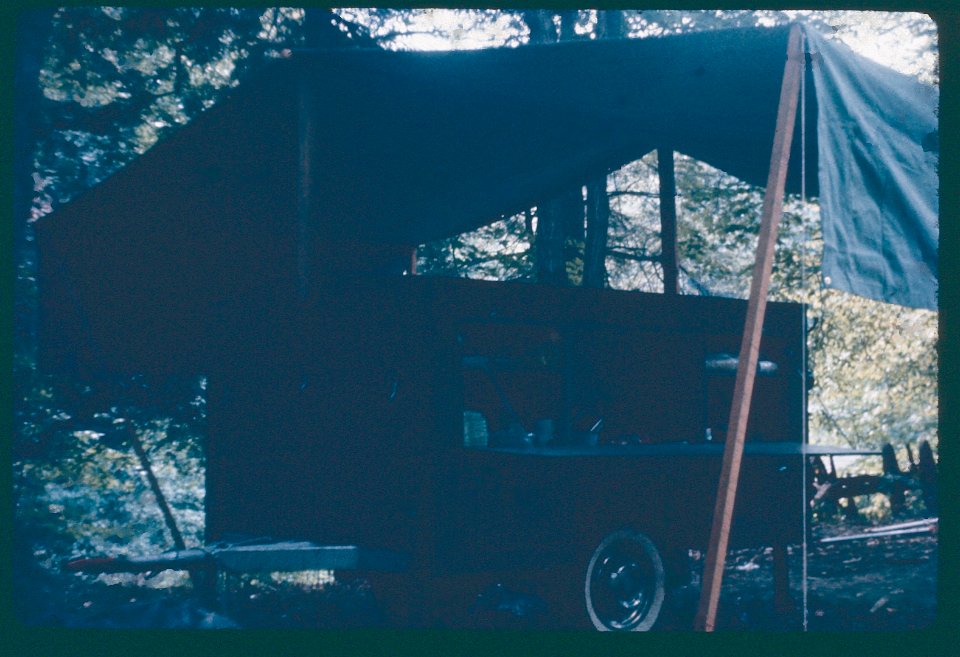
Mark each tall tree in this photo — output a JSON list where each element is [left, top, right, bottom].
[[583, 10, 628, 288], [524, 9, 586, 285]]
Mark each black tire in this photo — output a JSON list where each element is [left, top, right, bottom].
[[584, 529, 665, 631]]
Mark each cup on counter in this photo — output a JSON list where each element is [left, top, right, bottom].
[[463, 410, 488, 447], [578, 432, 599, 447]]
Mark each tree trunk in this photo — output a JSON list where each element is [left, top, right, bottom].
[[583, 178, 610, 288], [525, 10, 562, 284], [522, 9, 556, 43], [658, 148, 680, 294], [525, 10, 585, 285], [582, 10, 627, 288], [534, 201, 568, 285], [596, 10, 628, 39], [558, 10, 579, 41]]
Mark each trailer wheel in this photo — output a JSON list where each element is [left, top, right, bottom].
[[585, 529, 665, 631]]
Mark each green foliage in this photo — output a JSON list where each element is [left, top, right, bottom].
[[604, 156, 664, 292], [15, 7, 316, 573], [336, 8, 528, 50], [416, 213, 535, 281], [14, 365, 207, 562], [807, 290, 938, 453], [33, 7, 308, 210]]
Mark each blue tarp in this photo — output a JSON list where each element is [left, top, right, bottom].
[[805, 27, 938, 310], [36, 23, 939, 374], [288, 24, 939, 309]]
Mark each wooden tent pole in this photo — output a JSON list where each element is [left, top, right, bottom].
[[296, 72, 316, 300], [657, 148, 680, 295], [694, 24, 804, 632]]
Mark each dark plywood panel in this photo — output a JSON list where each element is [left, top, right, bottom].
[[206, 276, 808, 566]]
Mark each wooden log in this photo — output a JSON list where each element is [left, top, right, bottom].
[[861, 517, 938, 533], [694, 24, 804, 632], [820, 519, 937, 543]]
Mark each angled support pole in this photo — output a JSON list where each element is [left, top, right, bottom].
[[694, 24, 804, 631]]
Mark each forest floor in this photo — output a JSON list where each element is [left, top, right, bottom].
[[12, 516, 937, 631], [658, 521, 938, 631]]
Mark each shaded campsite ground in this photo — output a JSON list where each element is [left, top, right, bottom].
[[14, 518, 936, 631], [660, 526, 938, 631]]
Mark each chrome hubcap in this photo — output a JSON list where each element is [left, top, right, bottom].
[[585, 530, 665, 631]]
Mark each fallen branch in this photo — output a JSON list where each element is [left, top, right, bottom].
[[820, 518, 937, 543]]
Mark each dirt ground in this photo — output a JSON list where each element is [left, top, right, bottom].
[[660, 525, 938, 631], [13, 517, 937, 631]]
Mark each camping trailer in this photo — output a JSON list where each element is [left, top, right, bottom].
[[38, 23, 937, 629]]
